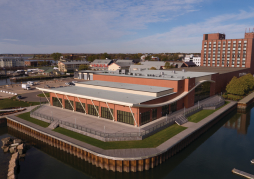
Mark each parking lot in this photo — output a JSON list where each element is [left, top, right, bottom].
[[0, 78, 85, 101]]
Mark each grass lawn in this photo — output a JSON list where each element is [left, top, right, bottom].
[[53, 124, 186, 150], [0, 96, 40, 109], [17, 112, 49, 127], [37, 92, 50, 97], [188, 101, 230, 123]]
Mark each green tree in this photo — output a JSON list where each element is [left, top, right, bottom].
[[79, 64, 90, 71], [51, 53, 62, 62], [101, 52, 110, 59], [150, 67, 157, 70], [145, 56, 151, 61], [226, 76, 248, 96], [164, 62, 171, 69]]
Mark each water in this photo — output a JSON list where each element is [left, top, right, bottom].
[[0, 106, 254, 179], [0, 78, 21, 85]]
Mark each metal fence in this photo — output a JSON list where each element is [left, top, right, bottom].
[[30, 98, 225, 139], [31, 108, 177, 138]]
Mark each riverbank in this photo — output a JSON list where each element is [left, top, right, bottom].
[[237, 91, 254, 110], [10, 75, 73, 82], [4, 101, 237, 172]]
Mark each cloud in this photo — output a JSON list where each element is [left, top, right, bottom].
[[119, 10, 254, 53], [0, 0, 202, 49]]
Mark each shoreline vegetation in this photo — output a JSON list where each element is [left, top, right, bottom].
[[223, 74, 254, 101]]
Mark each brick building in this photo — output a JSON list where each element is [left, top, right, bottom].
[[38, 70, 216, 127], [201, 32, 254, 70]]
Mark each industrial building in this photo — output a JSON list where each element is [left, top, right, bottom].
[[38, 69, 217, 127]]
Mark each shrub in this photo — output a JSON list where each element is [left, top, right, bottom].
[[222, 94, 228, 99], [227, 94, 243, 101]]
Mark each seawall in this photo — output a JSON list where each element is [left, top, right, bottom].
[[6, 101, 236, 172]]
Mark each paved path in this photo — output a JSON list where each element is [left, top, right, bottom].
[[33, 95, 223, 135], [141, 95, 223, 130], [36, 105, 142, 133], [238, 91, 254, 104], [6, 100, 236, 160]]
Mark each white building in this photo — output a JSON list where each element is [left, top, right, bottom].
[[184, 54, 194, 62], [184, 54, 201, 66], [192, 57, 201, 66], [0, 57, 25, 68]]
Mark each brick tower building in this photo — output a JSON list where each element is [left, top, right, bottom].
[[201, 32, 254, 70]]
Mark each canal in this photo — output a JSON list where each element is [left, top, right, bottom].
[[0, 106, 254, 179]]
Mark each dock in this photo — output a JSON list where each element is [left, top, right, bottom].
[[237, 92, 254, 110], [232, 168, 254, 179]]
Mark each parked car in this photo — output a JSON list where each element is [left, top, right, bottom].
[[69, 82, 75, 86], [27, 81, 34, 86], [65, 82, 70, 85], [17, 95, 22, 99], [72, 81, 78, 84], [44, 85, 50, 88]]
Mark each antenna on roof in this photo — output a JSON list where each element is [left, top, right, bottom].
[[245, 28, 247, 33]]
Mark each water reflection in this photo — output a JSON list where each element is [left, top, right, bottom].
[[6, 110, 238, 179], [1, 105, 254, 179], [223, 112, 250, 134]]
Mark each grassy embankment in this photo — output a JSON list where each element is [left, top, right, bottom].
[[0, 96, 40, 109], [17, 112, 49, 127], [37, 93, 50, 97], [53, 124, 186, 149], [16, 101, 230, 149], [188, 101, 230, 123], [16, 111, 186, 149]]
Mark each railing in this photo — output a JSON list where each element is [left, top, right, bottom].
[[31, 108, 177, 138], [0, 107, 26, 112], [30, 98, 225, 139]]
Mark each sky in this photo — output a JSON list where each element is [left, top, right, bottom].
[[0, 0, 254, 54]]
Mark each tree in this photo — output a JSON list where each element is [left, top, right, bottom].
[[150, 67, 157, 70], [79, 64, 90, 71], [145, 56, 151, 61], [51, 53, 62, 62], [164, 62, 171, 69], [225, 74, 254, 96]]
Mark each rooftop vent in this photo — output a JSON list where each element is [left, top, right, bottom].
[[182, 69, 185, 72], [172, 70, 175, 74], [160, 72, 164, 75]]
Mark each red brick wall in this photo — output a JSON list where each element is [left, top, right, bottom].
[[93, 74, 180, 92], [50, 93, 140, 126]]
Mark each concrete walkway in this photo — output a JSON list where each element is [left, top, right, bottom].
[[238, 91, 254, 105], [33, 95, 223, 135], [6, 100, 236, 160], [36, 105, 142, 133]]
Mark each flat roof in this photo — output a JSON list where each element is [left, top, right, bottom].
[[40, 86, 168, 105], [99, 70, 216, 81], [171, 67, 250, 74], [77, 80, 171, 93]]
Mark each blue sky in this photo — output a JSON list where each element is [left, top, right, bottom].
[[0, 0, 254, 53]]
